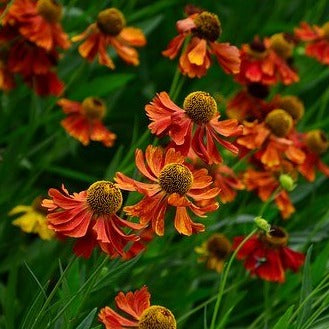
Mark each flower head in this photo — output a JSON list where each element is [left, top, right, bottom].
[[99, 286, 176, 329], [295, 22, 329, 65], [42, 181, 143, 258], [3, 0, 70, 51], [146, 91, 242, 164], [58, 97, 116, 147], [195, 233, 231, 272], [236, 36, 298, 85], [9, 196, 55, 240], [72, 7, 146, 69], [162, 9, 240, 78], [115, 146, 220, 236], [233, 226, 305, 283]]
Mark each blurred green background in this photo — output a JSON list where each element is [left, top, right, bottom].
[[1, 0, 329, 328]]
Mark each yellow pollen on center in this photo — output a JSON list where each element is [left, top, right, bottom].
[[81, 97, 106, 120], [193, 11, 221, 42], [97, 8, 126, 36], [270, 33, 294, 59], [183, 91, 218, 124], [36, 0, 62, 22], [138, 306, 176, 329], [86, 181, 122, 215], [159, 163, 193, 195], [306, 130, 329, 154], [265, 109, 293, 137], [277, 95, 304, 121]]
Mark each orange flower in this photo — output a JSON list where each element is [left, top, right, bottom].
[[72, 8, 146, 69], [42, 181, 144, 258], [295, 22, 329, 65], [162, 10, 240, 78], [243, 168, 295, 219], [291, 130, 329, 182], [227, 83, 271, 122], [99, 286, 176, 329], [233, 226, 305, 283], [237, 110, 305, 168], [146, 91, 242, 164], [236, 36, 298, 85], [3, 0, 70, 51], [58, 97, 116, 147], [210, 164, 245, 203], [115, 146, 220, 236]]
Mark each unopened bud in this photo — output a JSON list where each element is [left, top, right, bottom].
[[279, 174, 296, 191], [254, 216, 271, 233]]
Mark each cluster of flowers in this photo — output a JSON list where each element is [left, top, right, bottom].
[[8, 3, 329, 327]]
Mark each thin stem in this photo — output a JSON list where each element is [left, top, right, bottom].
[[259, 187, 281, 217], [263, 281, 270, 329], [209, 229, 257, 329], [169, 66, 181, 99]]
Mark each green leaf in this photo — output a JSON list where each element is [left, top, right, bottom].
[[76, 308, 98, 329], [296, 246, 313, 329], [273, 305, 295, 329], [70, 74, 136, 99]]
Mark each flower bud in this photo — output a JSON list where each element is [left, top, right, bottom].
[[254, 216, 271, 233], [279, 174, 296, 191]]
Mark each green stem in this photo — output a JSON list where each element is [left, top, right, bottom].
[[169, 66, 181, 99], [259, 187, 281, 217], [263, 281, 270, 329], [209, 229, 257, 329]]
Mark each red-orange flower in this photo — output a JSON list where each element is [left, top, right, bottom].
[[3, 0, 70, 51], [236, 36, 298, 86], [58, 97, 116, 147], [162, 10, 240, 78], [42, 181, 143, 258], [115, 146, 220, 236], [237, 110, 305, 168], [291, 130, 329, 182], [99, 286, 176, 329], [146, 91, 242, 164], [233, 226, 305, 283], [25, 71, 64, 96], [243, 167, 295, 219], [295, 22, 329, 65], [72, 8, 146, 69], [227, 83, 271, 122]]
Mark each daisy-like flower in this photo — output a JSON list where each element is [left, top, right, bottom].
[[9, 196, 55, 240], [195, 233, 231, 273], [99, 286, 176, 329], [236, 36, 298, 86], [72, 8, 146, 69], [227, 83, 271, 122], [237, 109, 305, 168], [115, 145, 220, 236], [146, 91, 242, 164], [162, 10, 240, 78], [42, 181, 143, 258], [233, 226, 305, 283], [295, 22, 329, 65], [243, 166, 296, 219], [58, 97, 116, 147], [2, 0, 70, 51], [297, 130, 329, 181]]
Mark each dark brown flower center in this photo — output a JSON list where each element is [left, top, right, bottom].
[[87, 181, 122, 215], [249, 39, 266, 53], [81, 97, 106, 120], [193, 11, 221, 42], [276, 95, 304, 121], [97, 8, 126, 36], [183, 91, 217, 124], [36, 0, 62, 22], [306, 130, 329, 154], [264, 226, 288, 247], [159, 164, 193, 195], [206, 234, 231, 259], [265, 109, 293, 137], [138, 306, 176, 329], [247, 83, 269, 99]]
